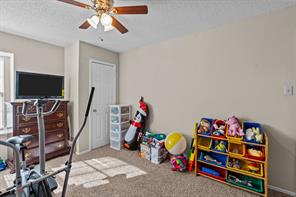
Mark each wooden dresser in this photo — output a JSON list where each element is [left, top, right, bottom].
[[10, 101, 69, 165]]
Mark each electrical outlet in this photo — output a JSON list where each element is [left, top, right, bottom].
[[284, 85, 293, 96]]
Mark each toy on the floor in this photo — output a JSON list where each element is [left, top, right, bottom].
[[228, 175, 253, 187], [0, 157, 6, 171], [226, 116, 244, 137], [188, 124, 198, 171], [198, 119, 211, 133], [165, 132, 187, 155], [247, 148, 263, 158], [212, 119, 226, 137], [245, 127, 263, 143], [201, 166, 220, 177], [170, 155, 188, 172], [213, 140, 227, 152], [124, 97, 148, 150], [203, 155, 222, 165]]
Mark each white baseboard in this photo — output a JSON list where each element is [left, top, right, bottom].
[[269, 185, 296, 196], [76, 148, 91, 155]]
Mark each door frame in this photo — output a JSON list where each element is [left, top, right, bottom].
[[89, 59, 117, 150]]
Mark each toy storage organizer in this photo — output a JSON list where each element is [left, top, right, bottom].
[[109, 105, 131, 150], [195, 120, 268, 197]]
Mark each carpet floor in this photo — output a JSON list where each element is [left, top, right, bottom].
[[0, 146, 291, 197]]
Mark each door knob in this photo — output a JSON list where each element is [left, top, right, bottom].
[[93, 109, 97, 112]]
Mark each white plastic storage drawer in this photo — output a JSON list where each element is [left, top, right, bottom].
[[111, 114, 130, 124], [110, 131, 120, 140], [110, 140, 121, 150], [111, 122, 130, 133], [110, 105, 130, 115]]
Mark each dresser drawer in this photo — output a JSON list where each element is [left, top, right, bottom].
[[22, 130, 66, 149], [18, 111, 66, 125], [17, 120, 66, 135], [24, 140, 67, 161], [46, 102, 66, 112]]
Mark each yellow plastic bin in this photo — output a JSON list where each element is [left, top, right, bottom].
[[228, 142, 245, 157], [227, 157, 264, 177], [198, 137, 212, 151]]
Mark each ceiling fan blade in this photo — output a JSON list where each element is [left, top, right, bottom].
[[79, 20, 90, 29], [113, 5, 148, 14], [111, 16, 128, 34], [57, 0, 91, 9]]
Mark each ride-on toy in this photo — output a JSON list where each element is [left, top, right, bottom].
[[0, 87, 95, 197]]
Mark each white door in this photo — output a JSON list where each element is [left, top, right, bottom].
[[91, 61, 116, 149]]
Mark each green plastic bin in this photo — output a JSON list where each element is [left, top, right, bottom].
[[226, 172, 264, 194]]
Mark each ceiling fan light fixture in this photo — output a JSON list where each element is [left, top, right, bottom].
[[104, 25, 114, 32], [87, 15, 100, 29], [100, 13, 113, 27]]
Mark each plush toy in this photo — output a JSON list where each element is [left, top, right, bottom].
[[226, 116, 244, 137], [213, 141, 227, 152], [245, 127, 263, 143], [198, 119, 211, 133], [248, 148, 263, 158], [229, 158, 241, 169], [170, 155, 188, 172], [212, 120, 226, 136], [247, 163, 260, 173]]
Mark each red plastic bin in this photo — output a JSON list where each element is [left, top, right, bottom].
[[198, 163, 227, 181], [246, 146, 265, 161]]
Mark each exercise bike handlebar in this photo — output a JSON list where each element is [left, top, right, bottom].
[[21, 99, 61, 117], [85, 87, 95, 117]]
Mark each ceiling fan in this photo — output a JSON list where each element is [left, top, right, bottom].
[[57, 0, 148, 34]]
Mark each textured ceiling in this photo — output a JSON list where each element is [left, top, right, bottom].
[[0, 0, 296, 52]]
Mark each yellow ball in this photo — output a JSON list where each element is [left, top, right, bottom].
[[165, 132, 187, 155]]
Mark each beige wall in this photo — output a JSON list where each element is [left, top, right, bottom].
[[78, 41, 119, 152], [0, 31, 64, 77], [120, 6, 296, 193], [64, 41, 80, 142]]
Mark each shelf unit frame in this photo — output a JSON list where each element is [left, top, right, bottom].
[[194, 122, 269, 197]]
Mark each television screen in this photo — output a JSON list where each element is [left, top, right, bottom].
[[16, 71, 64, 99]]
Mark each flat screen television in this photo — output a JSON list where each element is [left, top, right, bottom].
[[16, 71, 64, 99]]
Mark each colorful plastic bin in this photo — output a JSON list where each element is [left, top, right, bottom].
[[198, 118, 214, 136], [227, 172, 264, 194], [198, 137, 212, 151], [246, 146, 265, 161], [198, 163, 227, 181], [228, 142, 245, 157], [198, 150, 227, 167], [211, 119, 226, 139], [243, 122, 264, 144], [226, 119, 244, 142], [211, 139, 228, 153], [227, 156, 264, 177]]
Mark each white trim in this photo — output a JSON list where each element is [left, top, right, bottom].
[[76, 148, 91, 155], [89, 59, 117, 151], [268, 185, 296, 196], [0, 52, 14, 101]]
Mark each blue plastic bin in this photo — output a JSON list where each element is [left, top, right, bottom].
[[243, 122, 263, 144], [198, 150, 227, 167]]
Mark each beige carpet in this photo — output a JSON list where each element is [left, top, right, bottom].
[[0, 146, 291, 197]]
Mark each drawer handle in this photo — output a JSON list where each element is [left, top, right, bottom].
[[25, 152, 32, 159], [57, 113, 64, 118], [57, 133, 64, 138], [21, 128, 31, 134], [57, 144, 64, 148], [23, 141, 31, 147], [57, 123, 64, 128], [22, 116, 31, 122]]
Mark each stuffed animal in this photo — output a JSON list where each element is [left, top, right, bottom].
[[198, 119, 211, 133], [226, 116, 244, 137], [212, 120, 226, 136], [245, 127, 263, 143], [214, 141, 227, 152]]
